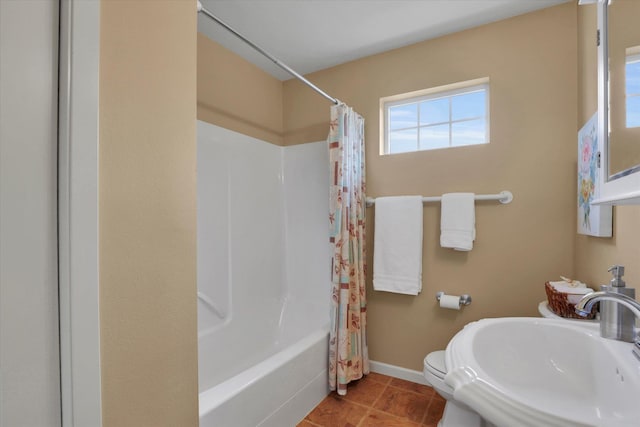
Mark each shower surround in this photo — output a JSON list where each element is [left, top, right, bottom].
[[196, 121, 330, 426]]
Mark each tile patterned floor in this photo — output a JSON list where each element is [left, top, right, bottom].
[[297, 373, 446, 427]]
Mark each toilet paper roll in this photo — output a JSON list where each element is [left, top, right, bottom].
[[439, 294, 461, 310]]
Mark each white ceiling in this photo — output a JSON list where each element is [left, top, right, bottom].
[[198, 0, 570, 81]]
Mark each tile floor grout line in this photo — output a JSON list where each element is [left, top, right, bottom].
[[368, 372, 393, 386], [386, 382, 434, 397], [299, 373, 444, 427], [368, 382, 388, 411], [301, 419, 323, 427], [379, 380, 434, 425], [338, 392, 381, 411], [346, 376, 390, 427], [355, 408, 372, 427], [420, 393, 436, 425], [373, 377, 430, 425], [420, 387, 436, 426], [336, 374, 391, 408]]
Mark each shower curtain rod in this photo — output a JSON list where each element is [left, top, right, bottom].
[[197, 1, 340, 105]]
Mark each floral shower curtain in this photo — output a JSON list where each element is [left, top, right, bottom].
[[328, 103, 368, 395]]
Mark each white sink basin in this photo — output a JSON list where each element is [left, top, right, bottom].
[[445, 317, 640, 427]]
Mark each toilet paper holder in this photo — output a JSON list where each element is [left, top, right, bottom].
[[436, 291, 472, 307]]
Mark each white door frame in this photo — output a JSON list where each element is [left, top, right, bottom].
[[58, 0, 102, 425]]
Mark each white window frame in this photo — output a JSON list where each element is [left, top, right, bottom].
[[380, 77, 490, 155]]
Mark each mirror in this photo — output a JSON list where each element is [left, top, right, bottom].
[[593, 0, 640, 205], [606, 0, 640, 180]]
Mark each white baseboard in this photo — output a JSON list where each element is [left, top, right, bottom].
[[369, 360, 429, 385]]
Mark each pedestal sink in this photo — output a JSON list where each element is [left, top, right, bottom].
[[445, 318, 640, 427]]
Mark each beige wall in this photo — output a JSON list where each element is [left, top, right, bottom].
[[197, 33, 284, 145], [99, 1, 199, 426], [284, 3, 578, 370], [576, 4, 640, 288]]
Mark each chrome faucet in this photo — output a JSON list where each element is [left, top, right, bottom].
[[576, 291, 640, 360], [576, 291, 640, 319]]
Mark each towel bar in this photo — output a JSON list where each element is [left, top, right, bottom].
[[365, 191, 513, 207]]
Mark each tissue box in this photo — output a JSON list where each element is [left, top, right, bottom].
[[544, 282, 597, 319]]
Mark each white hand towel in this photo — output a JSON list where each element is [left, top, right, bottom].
[[549, 279, 594, 304], [373, 196, 423, 295], [440, 193, 475, 251], [549, 278, 593, 301]]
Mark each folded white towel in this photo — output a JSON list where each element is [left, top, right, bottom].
[[549, 279, 592, 295], [373, 196, 423, 295], [440, 193, 475, 251], [549, 279, 594, 304]]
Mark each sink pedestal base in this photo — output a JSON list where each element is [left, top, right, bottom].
[[439, 400, 494, 427]]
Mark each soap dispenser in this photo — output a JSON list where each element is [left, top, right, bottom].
[[600, 265, 636, 342]]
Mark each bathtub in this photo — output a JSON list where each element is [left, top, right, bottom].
[[197, 122, 331, 426], [198, 316, 330, 427]]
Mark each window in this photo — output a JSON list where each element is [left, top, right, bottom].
[[381, 78, 489, 155], [626, 51, 640, 128]]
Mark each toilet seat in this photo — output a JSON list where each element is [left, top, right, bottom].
[[425, 350, 447, 377], [423, 350, 454, 400], [423, 350, 487, 427]]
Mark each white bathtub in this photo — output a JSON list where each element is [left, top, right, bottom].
[[199, 319, 330, 427], [197, 122, 331, 426]]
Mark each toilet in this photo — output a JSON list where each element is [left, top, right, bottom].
[[423, 351, 485, 427]]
